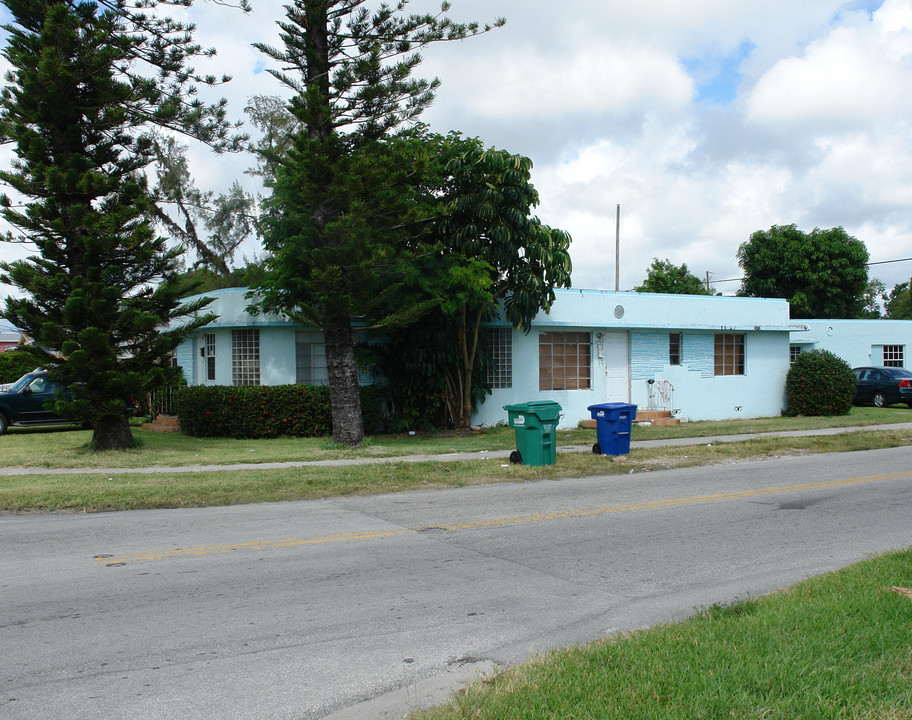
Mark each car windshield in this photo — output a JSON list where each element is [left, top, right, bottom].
[[7, 373, 38, 393], [890, 368, 912, 378]]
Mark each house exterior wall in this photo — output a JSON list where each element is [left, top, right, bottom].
[[174, 288, 299, 387], [790, 320, 912, 368], [472, 289, 793, 428], [174, 287, 794, 428]]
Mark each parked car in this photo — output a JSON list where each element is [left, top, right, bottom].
[[852, 366, 912, 408], [0, 371, 75, 434]]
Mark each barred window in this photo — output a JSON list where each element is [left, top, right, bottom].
[[539, 332, 591, 391], [296, 331, 328, 385], [790, 345, 802, 364], [714, 333, 744, 376], [485, 327, 512, 389], [232, 329, 260, 386], [883, 345, 904, 367], [669, 333, 681, 365]]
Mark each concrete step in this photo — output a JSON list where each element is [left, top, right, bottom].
[[635, 409, 672, 421], [142, 414, 181, 433]]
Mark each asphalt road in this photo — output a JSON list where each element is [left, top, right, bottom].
[[3, 446, 912, 719]]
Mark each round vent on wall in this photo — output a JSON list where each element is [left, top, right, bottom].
[[614, 304, 625, 319]]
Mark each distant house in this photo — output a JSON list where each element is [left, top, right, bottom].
[[174, 287, 798, 427], [0, 332, 23, 352], [789, 320, 912, 369]]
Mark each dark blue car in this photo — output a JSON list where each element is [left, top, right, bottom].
[[852, 366, 912, 408]]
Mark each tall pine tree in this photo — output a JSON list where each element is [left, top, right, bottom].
[[253, 1, 503, 446], [0, 0, 240, 449]]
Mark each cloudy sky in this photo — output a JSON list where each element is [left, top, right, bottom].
[[4, 0, 912, 297]]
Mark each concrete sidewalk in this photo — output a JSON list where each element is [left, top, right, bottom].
[[3, 422, 912, 476]]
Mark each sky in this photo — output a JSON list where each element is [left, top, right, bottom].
[[3, 0, 912, 297]]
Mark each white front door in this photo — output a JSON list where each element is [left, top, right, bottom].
[[603, 332, 629, 402]]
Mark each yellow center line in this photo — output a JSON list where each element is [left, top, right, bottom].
[[94, 470, 912, 565]]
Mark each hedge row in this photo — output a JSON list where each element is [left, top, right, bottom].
[[0, 351, 38, 384], [174, 384, 384, 439]]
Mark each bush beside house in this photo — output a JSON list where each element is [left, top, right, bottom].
[[785, 349, 856, 416], [175, 384, 384, 439], [0, 351, 38, 384]]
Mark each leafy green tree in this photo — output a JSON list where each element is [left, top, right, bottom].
[[634, 258, 713, 295], [0, 0, 236, 449], [151, 134, 257, 277], [364, 134, 572, 429], [0, 350, 36, 384], [859, 278, 887, 319], [886, 279, 912, 319], [244, 95, 299, 186], [167, 263, 269, 298], [253, 0, 503, 445], [737, 225, 869, 319], [436, 144, 572, 426]]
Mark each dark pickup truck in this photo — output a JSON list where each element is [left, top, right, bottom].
[[0, 371, 74, 434]]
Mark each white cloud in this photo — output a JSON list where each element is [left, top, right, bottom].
[[438, 43, 693, 121], [746, 17, 912, 128], [7, 0, 912, 303]]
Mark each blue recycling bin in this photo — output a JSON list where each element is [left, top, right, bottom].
[[587, 402, 637, 456]]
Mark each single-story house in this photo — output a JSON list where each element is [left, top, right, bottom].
[[173, 287, 802, 427], [789, 320, 912, 369]]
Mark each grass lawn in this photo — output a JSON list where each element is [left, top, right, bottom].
[[409, 549, 912, 720], [1, 406, 912, 512], [3, 404, 911, 469]]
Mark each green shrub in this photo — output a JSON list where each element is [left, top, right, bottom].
[[0, 350, 38, 384], [174, 384, 384, 438], [785, 349, 856, 416]]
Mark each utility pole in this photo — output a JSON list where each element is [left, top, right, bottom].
[[615, 204, 620, 292]]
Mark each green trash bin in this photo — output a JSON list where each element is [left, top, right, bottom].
[[503, 401, 562, 466]]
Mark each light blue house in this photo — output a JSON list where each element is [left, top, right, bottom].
[[174, 287, 802, 427], [475, 289, 794, 426], [789, 320, 912, 369]]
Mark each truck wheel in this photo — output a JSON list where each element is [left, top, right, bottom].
[[509, 450, 522, 464], [592, 443, 601, 454]]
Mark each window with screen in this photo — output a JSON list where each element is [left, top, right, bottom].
[[539, 332, 591, 390], [714, 333, 744, 376], [883, 345, 904, 367]]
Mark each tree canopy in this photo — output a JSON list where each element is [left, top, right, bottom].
[[252, 0, 503, 445], [634, 258, 713, 295], [886, 279, 912, 319], [0, 0, 237, 448], [737, 225, 869, 319]]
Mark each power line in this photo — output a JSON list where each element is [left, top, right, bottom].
[[709, 256, 912, 285]]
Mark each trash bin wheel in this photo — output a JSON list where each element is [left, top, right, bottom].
[[592, 442, 601, 455], [509, 450, 522, 465]]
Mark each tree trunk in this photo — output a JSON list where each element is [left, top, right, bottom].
[[323, 314, 364, 445], [456, 303, 486, 428], [91, 415, 134, 451]]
